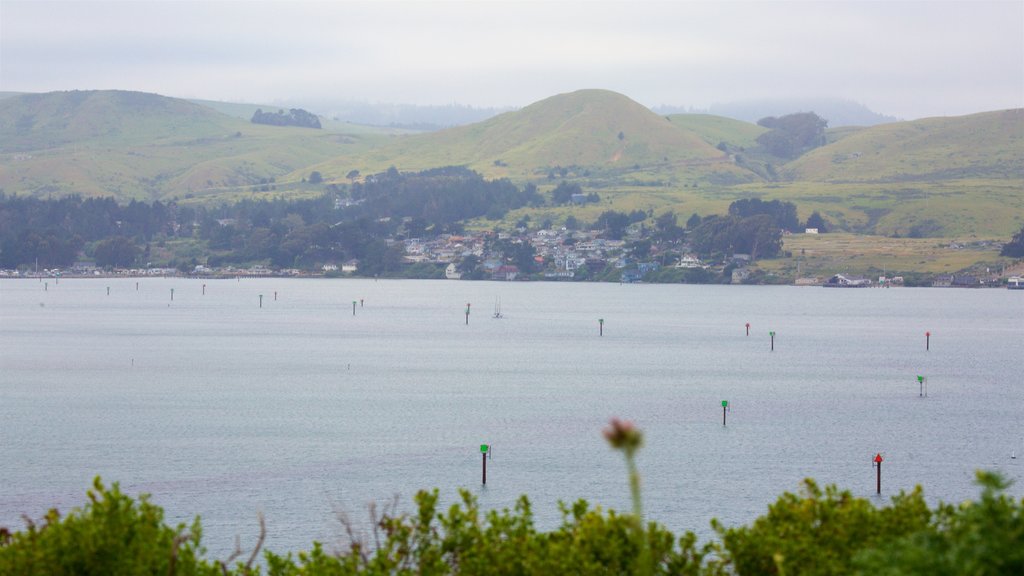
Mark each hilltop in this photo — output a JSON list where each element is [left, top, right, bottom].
[[315, 89, 753, 185]]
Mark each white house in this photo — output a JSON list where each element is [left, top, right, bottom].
[[675, 254, 705, 269]]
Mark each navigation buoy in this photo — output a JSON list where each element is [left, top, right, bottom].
[[926, 331, 931, 351], [917, 375, 927, 397], [873, 453, 883, 494], [480, 444, 489, 484]]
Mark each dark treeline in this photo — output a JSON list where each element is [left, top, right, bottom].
[[0, 194, 187, 268], [0, 167, 542, 272], [686, 198, 804, 260], [756, 112, 828, 159], [250, 108, 322, 129], [350, 166, 542, 225]]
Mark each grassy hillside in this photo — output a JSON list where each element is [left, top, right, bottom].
[[666, 113, 767, 150], [0, 91, 380, 202], [186, 97, 414, 136], [783, 109, 1024, 182], [0, 90, 1020, 247], [308, 89, 758, 186]]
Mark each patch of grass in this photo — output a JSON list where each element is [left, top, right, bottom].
[[760, 233, 1008, 278]]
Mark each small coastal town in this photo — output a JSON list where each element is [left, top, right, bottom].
[[4, 224, 1021, 289]]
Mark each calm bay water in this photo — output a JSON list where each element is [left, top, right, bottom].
[[1, 277, 1022, 557]]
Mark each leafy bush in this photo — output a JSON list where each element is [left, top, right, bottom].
[[0, 477, 220, 575], [2, 432, 1021, 575]]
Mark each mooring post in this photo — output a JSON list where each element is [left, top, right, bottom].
[[770, 331, 775, 351], [599, 318, 604, 336], [722, 400, 729, 426], [259, 294, 263, 308], [874, 453, 883, 494], [107, 286, 110, 296], [202, 284, 206, 295], [170, 288, 174, 301], [466, 303, 471, 325], [926, 331, 930, 351], [136, 282, 139, 291], [745, 322, 750, 336], [917, 375, 927, 397], [480, 444, 489, 484], [274, 291, 277, 301], [353, 301, 357, 316]]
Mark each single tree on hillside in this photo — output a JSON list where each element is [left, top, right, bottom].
[[756, 112, 828, 159], [1001, 225, 1024, 257], [805, 211, 829, 232]]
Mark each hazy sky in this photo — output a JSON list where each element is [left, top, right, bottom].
[[1, 0, 1022, 119]]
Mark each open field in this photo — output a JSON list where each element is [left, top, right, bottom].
[[759, 233, 1012, 280]]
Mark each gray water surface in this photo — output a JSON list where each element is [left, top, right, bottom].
[[2, 278, 1022, 556]]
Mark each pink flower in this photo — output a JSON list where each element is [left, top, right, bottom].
[[603, 418, 643, 453]]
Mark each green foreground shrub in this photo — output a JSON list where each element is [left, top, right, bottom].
[[3, 473, 1020, 576], [2, 421, 1021, 576]]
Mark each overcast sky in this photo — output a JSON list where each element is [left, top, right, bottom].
[[1, 0, 1021, 119]]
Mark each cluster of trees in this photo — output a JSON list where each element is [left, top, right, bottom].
[[756, 112, 828, 159], [0, 194, 188, 269], [1, 471, 1019, 574], [1001, 224, 1024, 257], [689, 214, 783, 260], [593, 209, 649, 240], [350, 166, 542, 224], [0, 167, 544, 273], [251, 108, 322, 129], [549, 181, 600, 205], [728, 198, 801, 232], [684, 198, 805, 260]]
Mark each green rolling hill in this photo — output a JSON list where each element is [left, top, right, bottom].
[[0, 90, 384, 202], [0, 89, 1021, 240], [784, 109, 1023, 183], [308, 89, 755, 186]]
